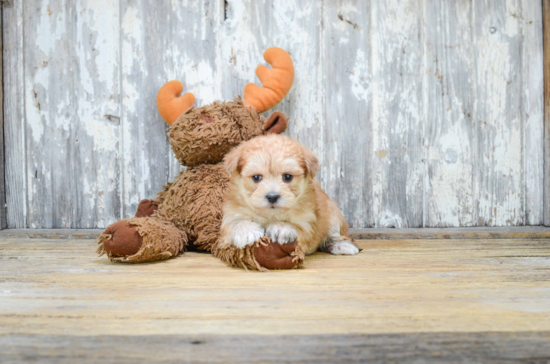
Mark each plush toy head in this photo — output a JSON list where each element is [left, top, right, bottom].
[[156, 48, 294, 167]]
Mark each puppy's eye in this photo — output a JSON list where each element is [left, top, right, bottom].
[[252, 175, 262, 183], [282, 174, 293, 182]]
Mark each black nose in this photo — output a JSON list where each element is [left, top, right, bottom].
[[266, 193, 280, 204]]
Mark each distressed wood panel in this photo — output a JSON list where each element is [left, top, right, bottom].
[[0, 7, 6, 229], [2, 0, 545, 228], [423, 0, 476, 227], [544, 0, 550, 226], [474, 1, 524, 226], [522, 0, 544, 225], [20, 0, 121, 228], [370, 0, 424, 227], [322, 1, 372, 228], [3, 1, 26, 228]]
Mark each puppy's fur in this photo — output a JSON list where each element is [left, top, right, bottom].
[[220, 134, 359, 256]]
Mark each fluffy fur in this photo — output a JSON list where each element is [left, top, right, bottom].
[[220, 134, 360, 256], [98, 98, 306, 270]]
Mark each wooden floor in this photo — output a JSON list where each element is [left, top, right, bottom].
[[1, 237, 550, 363]]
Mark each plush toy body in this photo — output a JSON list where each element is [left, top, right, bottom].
[[97, 48, 301, 271]]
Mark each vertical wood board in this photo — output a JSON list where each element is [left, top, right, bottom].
[[0, 6, 5, 229]]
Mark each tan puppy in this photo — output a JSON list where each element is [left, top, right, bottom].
[[220, 134, 360, 256]]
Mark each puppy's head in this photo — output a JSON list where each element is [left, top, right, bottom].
[[224, 135, 319, 215]]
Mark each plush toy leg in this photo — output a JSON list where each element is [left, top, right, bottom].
[[135, 199, 159, 217], [97, 217, 187, 263], [213, 237, 305, 272]]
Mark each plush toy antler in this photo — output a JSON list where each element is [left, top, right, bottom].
[[244, 47, 294, 113], [157, 80, 195, 125]]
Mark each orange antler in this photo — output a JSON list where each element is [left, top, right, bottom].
[[157, 81, 195, 125], [244, 47, 294, 113]]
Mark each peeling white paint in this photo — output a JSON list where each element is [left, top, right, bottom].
[[3, 0, 545, 228], [350, 49, 369, 101]]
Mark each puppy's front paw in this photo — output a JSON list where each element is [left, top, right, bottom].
[[231, 221, 265, 248], [326, 240, 360, 255], [265, 223, 298, 244]]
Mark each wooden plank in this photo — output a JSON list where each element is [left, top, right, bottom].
[[370, 0, 424, 228], [473, 1, 524, 226], [1, 332, 550, 364], [544, 0, 550, 226], [0, 238, 549, 339], [2, 0, 26, 228], [0, 7, 5, 230], [523, 0, 544, 225], [322, 1, 372, 228], [73, 0, 122, 228], [23, 0, 121, 228], [423, 0, 475, 227]]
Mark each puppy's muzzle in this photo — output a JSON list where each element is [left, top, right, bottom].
[[266, 193, 281, 205]]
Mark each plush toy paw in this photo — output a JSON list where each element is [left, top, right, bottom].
[[101, 220, 143, 257], [135, 199, 159, 217], [254, 238, 304, 270]]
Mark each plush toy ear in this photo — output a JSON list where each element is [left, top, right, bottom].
[[224, 143, 245, 175], [301, 146, 319, 178], [264, 111, 288, 135]]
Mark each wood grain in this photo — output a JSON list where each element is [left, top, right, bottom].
[[0, 7, 6, 230], [544, 0, 550, 226], [1, 237, 550, 337], [21, 0, 121, 228], [2, 332, 550, 363], [120, 0, 176, 217], [474, 1, 523, 226], [423, 0, 475, 227], [1, 236, 550, 361], [371, 0, 424, 228], [523, 0, 545, 225], [322, 1, 372, 228], [2, 1, 26, 228], [1, 1, 546, 228]]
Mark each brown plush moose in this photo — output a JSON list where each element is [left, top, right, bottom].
[[97, 47, 302, 271]]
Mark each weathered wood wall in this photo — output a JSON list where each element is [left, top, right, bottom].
[[2, 0, 544, 229]]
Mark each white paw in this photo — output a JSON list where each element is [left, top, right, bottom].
[[231, 221, 265, 248], [265, 223, 298, 245], [327, 240, 360, 255]]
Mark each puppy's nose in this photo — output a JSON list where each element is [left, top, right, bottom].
[[266, 193, 281, 204]]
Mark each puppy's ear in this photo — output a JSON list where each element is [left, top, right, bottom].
[[224, 144, 244, 175], [302, 146, 319, 178]]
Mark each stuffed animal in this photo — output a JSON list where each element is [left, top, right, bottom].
[[97, 47, 302, 271]]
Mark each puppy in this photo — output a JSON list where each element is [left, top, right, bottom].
[[219, 134, 360, 256]]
